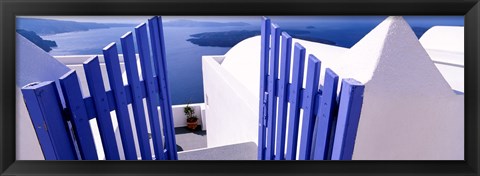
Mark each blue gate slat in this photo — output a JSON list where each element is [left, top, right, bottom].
[[274, 32, 292, 160], [313, 68, 339, 160], [161, 17, 179, 160], [85, 90, 117, 113], [120, 31, 153, 160], [59, 71, 98, 160], [266, 23, 281, 160], [124, 85, 133, 105], [298, 55, 321, 160], [258, 16, 271, 160], [103, 43, 138, 160], [149, 16, 178, 160], [331, 79, 365, 160], [21, 81, 77, 160], [106, 91, 116, 111], [83, 97, 97, 119], [84, 78, 150, 120], [285, 43, 306, 160], [135, 23, 166, 160], [313, 92, 322, 115], [147, 17, 169, 158], [124, 81, 148, 104], [83, 56, 120, 160], [299, 88, 306, 109], [279, 82, 306, 109]]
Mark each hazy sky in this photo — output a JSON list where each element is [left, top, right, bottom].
[[18, 16, 261, 24]]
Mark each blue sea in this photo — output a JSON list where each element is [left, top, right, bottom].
[[41, 16, 464, 105]]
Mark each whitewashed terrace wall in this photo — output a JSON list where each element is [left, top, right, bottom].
[[202, 56, 259, 148]]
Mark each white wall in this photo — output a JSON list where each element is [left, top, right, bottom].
[[171, 103, 204, 127], [202, 56, 259, 148], [349, 18, 463, 160]]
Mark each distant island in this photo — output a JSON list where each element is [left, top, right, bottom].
[[16, 29, 57, 52], [187, 30, 336, 47], [16, 18, 137, 52], [16, 18, 135, 35], [163, 19, 250, 27]]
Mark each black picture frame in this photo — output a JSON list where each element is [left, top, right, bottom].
[[1, 0, 478, 175]]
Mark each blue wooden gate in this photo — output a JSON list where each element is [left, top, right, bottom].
[[21, 16, 178, 160], [258, 17, 365, 160]]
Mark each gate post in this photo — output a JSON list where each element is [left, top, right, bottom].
[[22, 81, 77, 160]]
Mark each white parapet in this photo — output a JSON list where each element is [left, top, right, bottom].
[[171, 103, 204, 127]]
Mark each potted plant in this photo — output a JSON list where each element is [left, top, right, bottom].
[[184, 104, 198, 130]]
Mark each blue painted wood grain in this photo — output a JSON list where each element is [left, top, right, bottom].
[[135, 23, 166, 160], [274, 32, 292, 160], [258, 16, 271, 160], [120, 31, 153, 160], [157, 16, 178, 160], [285, 43, 306, 160], [266, 23, 281, 160], [312, 68, 339, 160], [21, 81, 77, 160], [298, 55, 321, 160], [83, 56, 120, 160], [83, 78, 149, 120], [59, 71, 98, 160], [148, 16, 178, 160], [103, 43, 138, 160], [331, 79, 365, 160]]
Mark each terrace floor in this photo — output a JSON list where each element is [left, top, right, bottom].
[[174, 126, 257, 160], [175, 126, 207, 152]]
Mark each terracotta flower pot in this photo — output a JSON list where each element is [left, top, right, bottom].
[[187, 118, 198, 130]]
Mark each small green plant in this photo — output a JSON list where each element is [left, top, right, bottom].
[[184, 104, 198, 122]]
